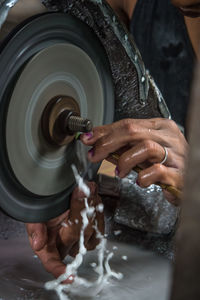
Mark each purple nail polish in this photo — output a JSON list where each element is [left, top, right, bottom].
[[115, 167, 120, 177], [88, 148, 94, 157], [84, 132, 93, 140]]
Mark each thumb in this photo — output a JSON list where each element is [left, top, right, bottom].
[[26, 223, 48, 251]]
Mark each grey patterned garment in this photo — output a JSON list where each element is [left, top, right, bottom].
[[41, 0, 68, 11]]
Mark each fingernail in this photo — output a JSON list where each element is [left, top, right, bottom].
[[88, 148, 94, 158], [31, 233, 38, 249], [83, 132, 93, 140], [115, 166, 120, 177], [31, 232, 37, 241]]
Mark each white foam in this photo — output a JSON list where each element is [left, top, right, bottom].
[[45, 165, 122, 299], [61, 222, 68, 228], [96, 203, 104, 213], [90, 262, 97, 268], [122, 256, 128, 261], [68, 220, 73, 226], [71, 164, 90, 198], [114, 230, 122, 236]]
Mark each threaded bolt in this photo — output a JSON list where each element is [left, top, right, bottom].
[[67, 115, 93, 133]]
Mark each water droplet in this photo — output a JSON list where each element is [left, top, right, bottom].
[[61, 222, 68, 228], [90, 262, 97, 268], [114, 230, 122, 236], [122, 255, 128, 261], [96, 203, 104, 213]]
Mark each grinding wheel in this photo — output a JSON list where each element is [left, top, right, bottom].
[[0, 13, 114, 222]]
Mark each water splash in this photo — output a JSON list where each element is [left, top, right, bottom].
[[45, 165, 122, 299]]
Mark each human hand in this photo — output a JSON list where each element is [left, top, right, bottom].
[[81, 118, 188, 205], [26, 182, 104, 282]]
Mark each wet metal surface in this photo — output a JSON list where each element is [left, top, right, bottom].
[[0, 212, 172, 300], [98, 173, 179, 236]]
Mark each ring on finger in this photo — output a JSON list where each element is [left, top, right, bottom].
[[160, 146, 168, 165]]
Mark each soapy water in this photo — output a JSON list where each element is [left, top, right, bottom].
[[45, 165, 123, 299]]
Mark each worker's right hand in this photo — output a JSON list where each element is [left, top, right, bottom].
[[26, 182, 104, 282], [81, 118, 188, 206]]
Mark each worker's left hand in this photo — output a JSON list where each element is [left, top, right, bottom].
[[26, 182, 104, 282]]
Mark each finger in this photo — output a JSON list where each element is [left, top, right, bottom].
[[97, 213, 105, 235], [35, 246, 73, 283], [62, 223, 94, 257], [26, 223, 47, 251], [56, 228, 77, 260], [68, 242, 80, 257], [85, 232, 99, 251], [86, 196, 105, 251], [80, 118, 162, 147], [137, 164, 183, 190], [85, 120, 160, 163], [58, 216, 94, 253], [116, 140, 167, 178], [82, 118, 184, 149], [68, 220, 101, 256], [69, 182, 98, 221], [162, 190, 181, 206], [68, 223, 101, 256], [59, 225, 80, 248], [46, 209, 70, 229], [63, 200, 104, 256], [61, 216, 95, 256], [60, 184, 103, 256], [146, 119, 187, 156], [67, 222, 94, 257], [82, 119, 186, 164], [86, 209, 105, 251], [80, 125, 112, 146]]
